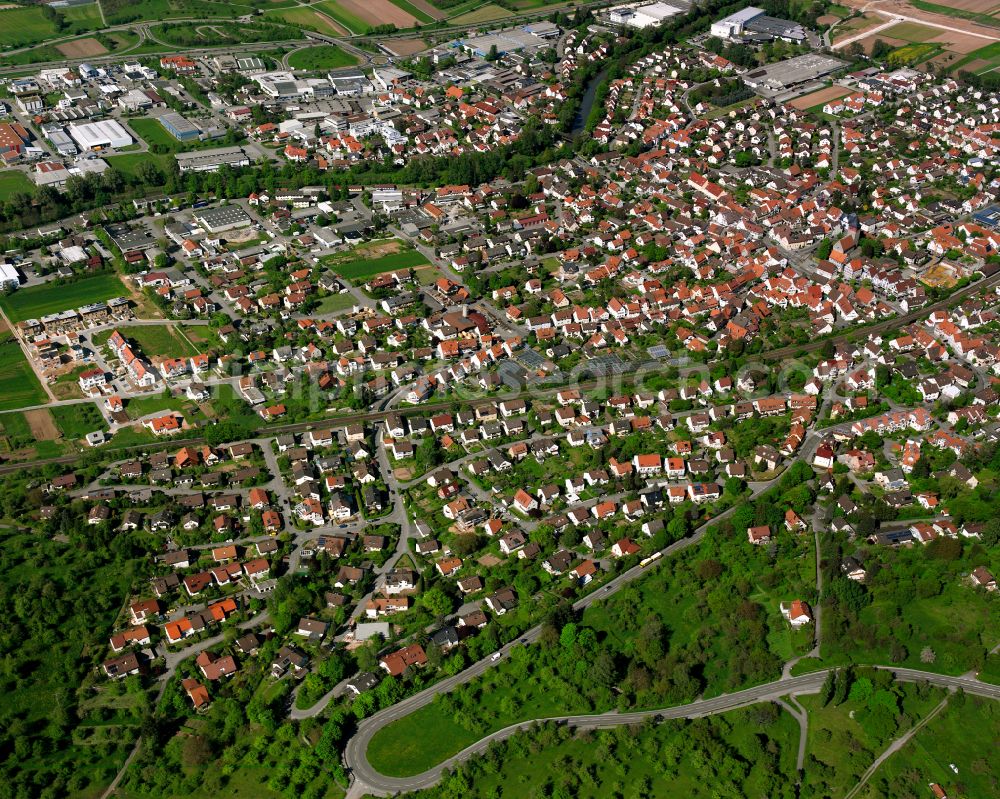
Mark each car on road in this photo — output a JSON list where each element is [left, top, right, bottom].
[[490, 652, 502, 662]]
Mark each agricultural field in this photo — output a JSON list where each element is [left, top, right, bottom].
[[266, 4, 351, 35], [0, 170, 34, 201], [911, 0, 1000, 27], [950, 40, 1000, 72], [389, 0, 436, 23], [789, 84, 853, 111], [0, 335, 47, 411], [0, 273, 127, 324], [0, 2, 103, 50], [287, 44, 360, 70], [888, 42, 942, 65], [883, 21, 940, 41], [452, 2, 514, 23]]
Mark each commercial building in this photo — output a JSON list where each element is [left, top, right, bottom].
[[68, 120, 132, 151], [609, 2, 686, 29], [0, 263, 20, 292], [158, 112, 201, 142], [175, 146, 252, 173], [711, 6, 806, 42], [194, 205, 253, 234], [743, 54, 846, 96]]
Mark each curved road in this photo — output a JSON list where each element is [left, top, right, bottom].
[[345, 667, 1000, 795]]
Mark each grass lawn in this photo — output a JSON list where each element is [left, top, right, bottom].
[[314, 293, 357, 314], [367, 700, 481, 777], [0, 273, 127, 323], [50, 402, 107, 439], [452, 3, 513, 23], [324, 248, 429, 283], [0, 6, 64, 49], [126, 392, 186, 419], [0, 170, 34, 201], [287, 44, 359, 70], [105, 152, 175, 178], [869, 694, 1000, 799], [0, 334, 47, 411], [111, 324, 199, 358]]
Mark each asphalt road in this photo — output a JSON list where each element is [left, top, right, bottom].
[[345, 667, 1000, 794]]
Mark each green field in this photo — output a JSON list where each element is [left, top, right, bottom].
[[0, 335, 46, 411], [888, 42, 941, 66], [111, 324, 199, 358], [0, 3, 103, 49], [50, 402, 108, 439], [0, 273, 127, 323], [325, 246, 430, 282], [105, 152, 175, 178], [451, 2, 513, 23], [287, 44, 360, 70], [0, 170, 34, 201], [314, 293, 357, 314], [882, 21, 939, 42]]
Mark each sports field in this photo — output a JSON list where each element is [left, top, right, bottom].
[[0, 273, 127, 323], [0, 335, 46, 411]]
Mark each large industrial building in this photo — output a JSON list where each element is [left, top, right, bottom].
[[711, 6, 806, 42], [175, 146, 252, 173], [609, 2, 686, 29], [158, 112, 201, 142], [67, 120, 132, 151]]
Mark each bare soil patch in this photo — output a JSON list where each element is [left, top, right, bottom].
[[384, 38, 429, 56], [57, 38, 108, 58], [336, 0, 418, 28], [926, 30, 993, 53], [357, 239, 404, 258], [789, 84, 852, 110], [25, 408, 60, 441]]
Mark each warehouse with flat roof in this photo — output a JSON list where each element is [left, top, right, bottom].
[[194, 205, 253, 234], [68, 120, 132, 151], [175, 146, 252, 173], [157, 112, 201, 142]]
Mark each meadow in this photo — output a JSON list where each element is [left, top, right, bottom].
[[326, 248, 430, 282], [287, 44, 360, 70], [0, 170, 34, 202], [0, 335, 47, 411], [0, 273, 127, 323]]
